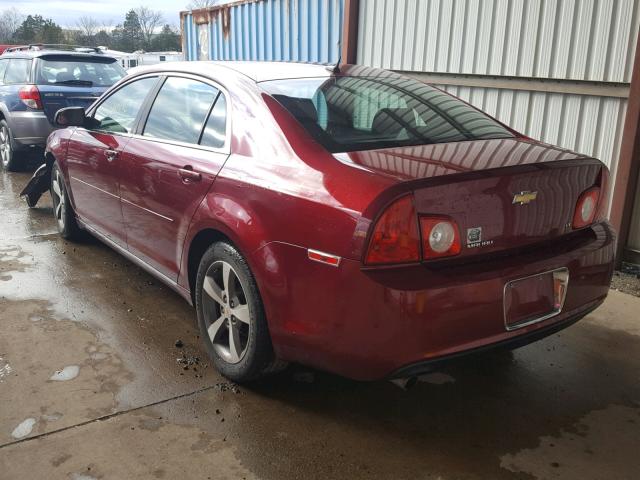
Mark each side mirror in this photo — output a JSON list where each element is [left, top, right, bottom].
[[54, 107, 87, 128]]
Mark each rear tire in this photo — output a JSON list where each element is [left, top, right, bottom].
[[50, 162, 82, 240], [195, 241, 284, 382], [0, 120, 19, 171]]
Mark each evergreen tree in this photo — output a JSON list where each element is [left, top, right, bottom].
[[13, 15, 63, 44], [112, 10, 144, 52], [151, 25, 181, 52]]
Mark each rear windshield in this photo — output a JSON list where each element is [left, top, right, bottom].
[[35, 56, 126, 87], [261, 76, 514, 153]]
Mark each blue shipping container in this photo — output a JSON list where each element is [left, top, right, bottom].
[[181, 0, 345, 64]]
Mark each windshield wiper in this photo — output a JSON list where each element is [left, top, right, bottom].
[[54, 79, 93, 86]]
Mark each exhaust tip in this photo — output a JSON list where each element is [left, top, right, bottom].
[[390, 376, 417, 390]]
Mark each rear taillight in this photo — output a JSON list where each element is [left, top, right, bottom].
[[365, 195, 462, 265], [19, 86, 42, 110], [572, 187, 600, 229], [420, 217, 461, 259], [365, 195, 420, 265]]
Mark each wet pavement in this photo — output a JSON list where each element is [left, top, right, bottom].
[[0, 167, 639, 480]]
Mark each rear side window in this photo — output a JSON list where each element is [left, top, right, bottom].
[[200, 94, 227, 148], [4, 59, 31, 84], [92, 77, 158, 134], [143, 77, 219, 145], [0, 60, 8, 84]]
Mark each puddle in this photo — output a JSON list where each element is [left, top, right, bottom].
[[0, 357, 12, 382], [50, 365, 80, 382], [11, 418, 36, 439], [42, 413, 63, 422], [0, 299, 133, 445], [0, 245, 32, 280], [70, 474, 98, 480], [501, 404, 640, 478]]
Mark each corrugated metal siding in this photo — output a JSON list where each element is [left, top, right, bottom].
[[358, 0, 640, 83], [356, 0, 639, 176], [435, 85, 628, 170], [182, 0, 344, 63]]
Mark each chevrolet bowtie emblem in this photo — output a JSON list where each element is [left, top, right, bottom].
[[512, 191, 538, 205]]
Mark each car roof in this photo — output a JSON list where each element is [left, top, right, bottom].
[[126, 60, 394, 83], [1, 49, 116, 60]]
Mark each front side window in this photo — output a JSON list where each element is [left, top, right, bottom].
[[143, 77, 218, 145], [92, 77, 158, 134], [35, 56, 126, 87], [261, 76, 514, 153], [4, 59, 31, 84]]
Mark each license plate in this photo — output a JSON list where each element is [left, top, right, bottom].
[[503, 268, 569, 330]]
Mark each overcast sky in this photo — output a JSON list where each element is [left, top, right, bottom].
[[1, 0, 186, 27]]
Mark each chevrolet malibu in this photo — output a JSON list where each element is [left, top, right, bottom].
[[23, 62, 615, 383]]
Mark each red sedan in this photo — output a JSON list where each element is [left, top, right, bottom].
[[24, 62, 614, 382]]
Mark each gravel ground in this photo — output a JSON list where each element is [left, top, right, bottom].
[[611, 268, 640, 297]]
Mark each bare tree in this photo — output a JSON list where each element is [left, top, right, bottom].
[[101, 19, 114, 31], [0, 7, 24, 43], [76, 16, 99, 38], [186, 0, 221, 9], [135, 6, 164, 47]]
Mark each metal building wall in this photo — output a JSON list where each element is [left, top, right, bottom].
[[434, 85, 628, 171], [181, 0, 344, 64], [356, 0, 640, 172]]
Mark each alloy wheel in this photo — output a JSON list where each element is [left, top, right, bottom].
[[0, 125, 11, 168], [51, 169, 66, 231], [202, 260, 251, 364]]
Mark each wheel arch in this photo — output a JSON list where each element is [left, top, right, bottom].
[[185, 228, 234, 303], [0, 104, 9, 122]]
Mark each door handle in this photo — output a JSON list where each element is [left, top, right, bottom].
[[105, 149, 118, 162], [178, 166, 202, 183]]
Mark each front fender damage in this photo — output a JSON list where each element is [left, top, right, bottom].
[[20, 156, 54, 208]]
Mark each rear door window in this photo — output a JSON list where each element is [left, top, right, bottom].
[[143, 77, 219, 145], [199, 93, 227, 148], [92, 77, 158, 134], [4, 59, 31, 84]]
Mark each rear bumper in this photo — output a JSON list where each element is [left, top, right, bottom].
[[253, 222, 615, 381], [389, 298, 602, 379], [8, 111, 53, 148]]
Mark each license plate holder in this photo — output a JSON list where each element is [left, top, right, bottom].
[[503, 268, 569, 331]]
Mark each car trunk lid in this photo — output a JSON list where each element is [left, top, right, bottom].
[[337, 138, 605, 258]]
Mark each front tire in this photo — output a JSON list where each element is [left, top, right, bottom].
[[0, 120, 19, 171], [50, 162, 82, 240], [195, 242, 282, 382]]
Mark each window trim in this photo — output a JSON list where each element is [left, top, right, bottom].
[[84, 71, 232, 155], [134, 72, 231, 155]]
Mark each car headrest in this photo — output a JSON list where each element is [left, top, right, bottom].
[[372, 108, 416, 135], [274, 95, 318, 123], [55, 71, 74, 83]]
